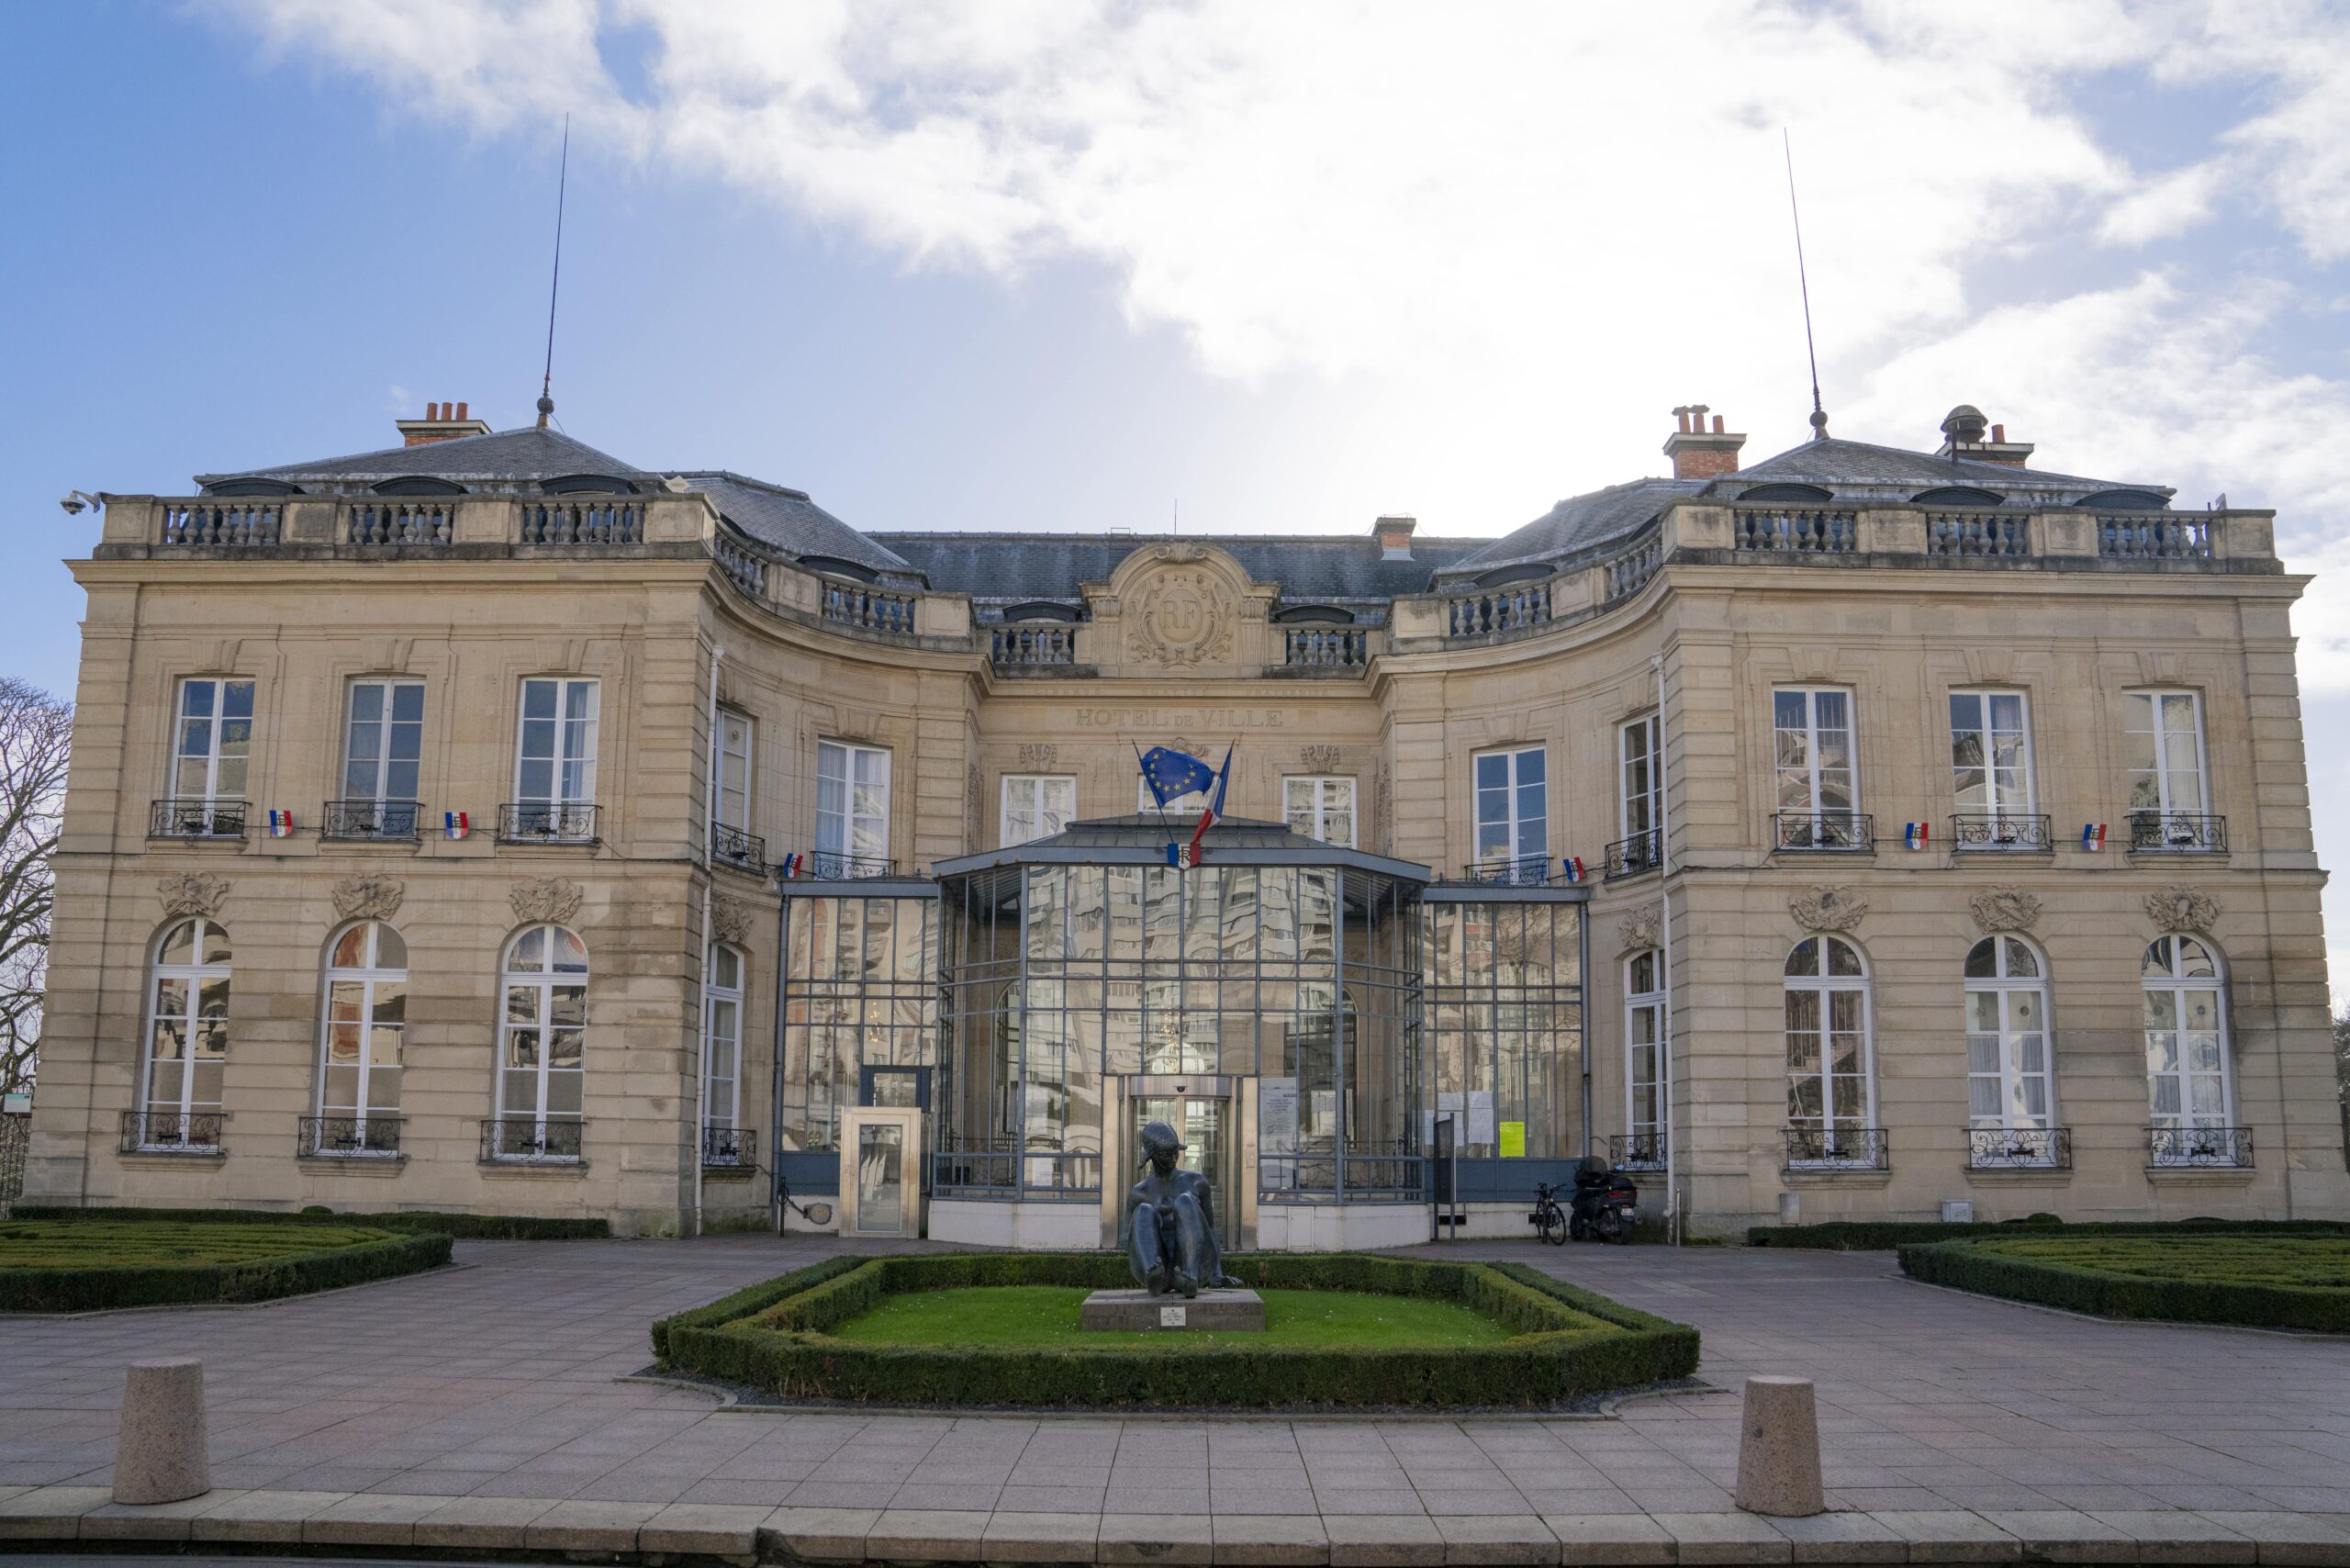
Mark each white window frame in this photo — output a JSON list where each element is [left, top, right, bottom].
[[1472, 745, 1548, 868], [342, 678, 425, 804], [1002, 774, 1078, 846], [1619, 713, 1662, 871], [1282, 775, 1357, 847], [703, 942, 744, 1137], [714, 709, 754, 834], [1964, 935, 2054, 1162], [514, 677, 599, 805], [1772, 686, 1858, 832], [316, 921, 408, 1155], [496, 923, 589, 1159], [817, 741, 892, 865], [2143, 935, 2234, 1158], [2123, 689, 2211, 835], [1783, 935, 1874, 1164], [1948, 689, 2035, 824], [172, 677, 255, 803], [1138, 776, 1209, 815], [1624, 948, 1665, 1169], [140, 917, 230, 1145]]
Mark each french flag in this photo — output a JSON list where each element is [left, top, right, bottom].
[[778, 852, 804, 879], [443, 811, 469, 840], [1561, 856, 1586, 882], [1181, 745, 1234, 866], [1903, 822, 1929, 850], [2080, 823, 2107, 851], [266, 809, 295, 838]]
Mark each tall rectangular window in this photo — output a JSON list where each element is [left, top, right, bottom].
[[1473, 747, 1546, 868], [1949, 690, 2032, 816], [2124, 690, 2208, 816], [173, 678, 254, 801], [1620, 712, 1661, 855], [1773, 689, 1855, 815], [1282, 776, 1356, 846], [1002, 774, 1076, 846], [715, 711, 754, 832], [343, 680, 423, 805], [515, 678, 599, 803], [817, 741, 891, 864], [1624, 948, 1664, 1168]]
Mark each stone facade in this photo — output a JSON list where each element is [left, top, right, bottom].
[[21, 409, 2346, 1236]]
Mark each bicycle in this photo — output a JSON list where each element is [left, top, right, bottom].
[[1528, 1180, 1567, 1246]]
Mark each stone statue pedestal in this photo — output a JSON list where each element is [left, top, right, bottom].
[[1080, 1288, 1266, 1332]]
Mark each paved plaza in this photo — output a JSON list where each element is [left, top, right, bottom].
[[4, 1234, 2349, 1562]]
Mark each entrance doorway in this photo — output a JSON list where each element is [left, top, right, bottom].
[[1115, 1073, 1241, 1249]]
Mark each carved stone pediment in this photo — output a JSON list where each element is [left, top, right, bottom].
[[509, 878, 585, 927], [157, 872, 229, 919], [1968, 887, 2041, 933], [331, 875, 406, 923], [1616, 902, 1662, 955], [2144, 885, 2217, 934], [1789, 885, 1866, 933]]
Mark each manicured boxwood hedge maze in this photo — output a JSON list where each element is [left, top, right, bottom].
[[1898, 1234, 2350, 1332], [8, 1204, 608, 1240], [0, 1220, 452, 1312], [655, 1250, 1699, 1410], [1749, 1217, 2350, 1251]]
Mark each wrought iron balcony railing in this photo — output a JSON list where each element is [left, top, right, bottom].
[[1784, 1126, 1887, 1170], [479, 1117, 585, 1163], [1966, 1126, 2071, 1170], [1950, 813, 2052, 852], [321, 799, 423, 841], [1460, 853, 1557, 887], [1773, 811, 1872, 851], [2146, 1125, 2252, 1169], [1609, 1131, 1667, 1171], [796, 851, 900, 880], [498, 801, 599, 845], [298, 1114, 404, 1158], [701, 1125, 758, 1170], [1605, 829, 1661, 879], [120, 1110, 224, 1154], [2129, 812, 2227, 853], [711, 823, 767, 871], [150, 798, 247, 839], [930, 1146, 1104, 1200]]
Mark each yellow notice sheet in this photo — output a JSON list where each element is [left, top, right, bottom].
[[1498, 1121, 1526, 1159]]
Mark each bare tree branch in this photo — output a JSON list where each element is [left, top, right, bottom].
[[0, 678, 71, 1097]]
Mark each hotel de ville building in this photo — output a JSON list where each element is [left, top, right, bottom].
[[20, 395, 2349, 1242]]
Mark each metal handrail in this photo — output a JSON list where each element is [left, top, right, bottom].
[[1950, 813, 2052, 852], [149, 798, 247, 839], [322, 799, 423, 841], [1965, 1126, 2071, 1170], [2128, 812, 2226, 853], [1773, 811, 1872, 851], [298, 1114, 404, 1158]]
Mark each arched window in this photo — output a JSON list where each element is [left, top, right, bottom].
[[1964, 935, 2056, 1167], [1623, 949, 1665, 1170], [493, 924, 588, 1161], [140, 918, 230, 1150], [702, 944, 746, 1165], [2143, 935, 2239, 1165], [312, 922, 408, 1157], [1783, 936, 1875, 1166]]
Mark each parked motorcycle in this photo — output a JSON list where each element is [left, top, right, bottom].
[[1568, 1154, 1639, 1244]]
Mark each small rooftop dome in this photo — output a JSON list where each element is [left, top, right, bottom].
[[1940, 405, 1989, 444]]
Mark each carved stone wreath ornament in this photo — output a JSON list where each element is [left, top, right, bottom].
[[1616, 902, 1662, 955], [509, 878, 585, 927], [1300, 745, 1344, 774], [711, 895, 755, 946], [156, 871, 229, 919], [2143, 885, 2219, 935], [1128, 564, 1236, 668], [1967, 887, 2041, 934], [331, 875, 406, 923], [1017, 743, 1058, 768], [1789, 885, 1867, 933]]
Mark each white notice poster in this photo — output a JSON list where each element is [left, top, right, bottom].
[[1467, 1089, 1496, 1147], [1259, 1077, 1300, 1154]]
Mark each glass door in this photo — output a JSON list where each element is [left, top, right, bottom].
[[1125, 1085, 1233, 1247]]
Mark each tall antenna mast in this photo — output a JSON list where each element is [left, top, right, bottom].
[[1784, 129, 1828, 442], [537, 114, 571, 430]]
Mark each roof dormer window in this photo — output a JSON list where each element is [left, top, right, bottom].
[[372, 477, 467, 498]]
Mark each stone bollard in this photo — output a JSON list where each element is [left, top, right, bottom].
[[1733, 1374, 1824, 1517], [113, 1358, 211, 1505]]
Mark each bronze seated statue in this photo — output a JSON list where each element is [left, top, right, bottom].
[[1125, 1118, 1237, 1297]]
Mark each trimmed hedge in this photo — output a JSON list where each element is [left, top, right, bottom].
[[1898, 1237, 2350, 1333], [0, 1226, 452, 1312], [1750, 1217, 2350, 1251], [660, 1250, 1698, 1409], [9, 1204, 608, 1240]]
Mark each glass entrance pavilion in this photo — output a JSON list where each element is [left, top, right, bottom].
[[778, 815, 1586, 1250]]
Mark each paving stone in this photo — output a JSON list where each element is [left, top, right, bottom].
[[867, 1506, 998, 1561], [0, 1483, 110, 1540], [1542, 1514, 1674, 1568], [1099, 1511, 1217, 1565], [1213, 1512, 1331, 1565], [301, 1490, 438, 1546], [1653, 1510, 1795, 1565], [1763, 1509, 1904, 1564], [639, 1500, 774, 1555], [1432, 1513, 1560, 1565], [523, 1496, 666, 1552], [80, 1488, 257, 1543], [189, 1488, 346, 1545], [764, 1504, 884, 1562], [1970, 1509, 2130, 1563], [1321, 1511, 1446, 1566], [981, 1509, 1102, 1562], [2081, 1508, 2257, 1565], [411, 1493, 561, 1550]]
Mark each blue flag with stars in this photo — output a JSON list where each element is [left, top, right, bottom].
[[1138, 745, 1216, 808]]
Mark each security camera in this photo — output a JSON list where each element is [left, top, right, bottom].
[[59, 490, 102, 517]]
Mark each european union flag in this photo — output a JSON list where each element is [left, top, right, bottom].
[[1138, 745, 1216, 808]]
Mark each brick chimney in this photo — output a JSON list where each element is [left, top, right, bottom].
[[395, 400, 491, 447], [1373, 514, 1416, 560], [1935, 404, 2034, 467], [1663, 405, 1745, 479]]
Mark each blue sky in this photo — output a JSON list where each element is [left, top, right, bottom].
[[6, 1, 2349, 991]]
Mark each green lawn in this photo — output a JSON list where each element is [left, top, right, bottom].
[[830, 1284, 1523, 1349], [0, 1219, 403, 1268], [1971, 1234, 2350, 1289]]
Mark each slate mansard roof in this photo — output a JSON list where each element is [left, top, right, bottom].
[[191, 418, 2186, 603]]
